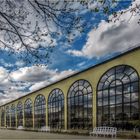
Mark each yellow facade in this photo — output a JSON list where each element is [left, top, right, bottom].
[[0, 47, 140, 132]]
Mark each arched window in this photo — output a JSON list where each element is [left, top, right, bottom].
[[11, 104, 16, 127], [6, 106, 10, 127], [1, 108, 5, 127], [17, 101, 23, 127], [34, 95, 46, 128], [48, 89, 64, 129], [97, 65, 139, 130], [24, 99, 33, 128], [68, 80, 93, 130]]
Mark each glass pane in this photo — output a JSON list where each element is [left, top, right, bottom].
[[101, 74, 108, 82], [83, 81, 89, 88], [110, 105, 115, 114], [124, 103, 130, 113], [124, 84, 131, 93], [103, 81, 110, 89], [108, 75, 115, 83], [109, 88, 115, 96], [122, 76, 130, 84], [98, 99, 102, 106], [79, 80, 84, 86], [103, 90, 108, 97], [103, 98, 108, 106], [98, 106, 102, 115], [131, 93, 138, 102], [98, 91, 102, 98], [87, 86, 92, 93], [98, 83, 103, 90], [116, 104, 122, 114], [116, 80, 122, 86], [110, 81, 115, 87], [116, 65, 125, 74], [116, 86, 122, 95], [131, 102, 139, 120], [125, 66, 134, 75], [131, 82, 138, 92], [130, 72, 138, 81], [110, 96, 115, 105], [124, 93, 130, 103], [73, 82, 78, 87], [116, 73, 124, 80], [107, 68, 115, 76], [116, 95, 122, 104], [131, 112, 139, 120], [131, 102, 139, 112], [103, 106, 108, 114]]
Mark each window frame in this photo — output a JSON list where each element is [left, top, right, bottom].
[[97, 65, 140, 130], [67, 79, 93, 130], [11, 104, 16, 127], [17, 101, 23, 127], [24, 98, 33, 128], [34, 94, 46, 128], [48, 88, 64, 129]]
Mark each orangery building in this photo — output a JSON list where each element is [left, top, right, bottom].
[[0, 46, 140, 132]]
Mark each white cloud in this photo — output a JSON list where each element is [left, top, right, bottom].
[[11, 66, 75, 84], [29, 68, 75, 92], [0, 67, 9, 81], [77, 61, 86, 67], [50, 69, 75, 82], [0, 67, 29, 105], [67, 0, 140, 59], [0, 65, 75, 105], [15, 60, 25, 67], [0, 91, 27, 106], [29, 81, 50, 92], [11, 65, 51, 82]]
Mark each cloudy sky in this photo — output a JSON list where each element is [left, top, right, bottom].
[[0, 0, 140, 105]]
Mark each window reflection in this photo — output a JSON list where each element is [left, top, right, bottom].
[[103, 98, 108, 106], [116, 95, 122, 104], [34, 95, 46, 128], [1, 108, 5, 127], [103, 90, 108, 97], [48, 89, 64, 129], [131, 82, 138, 92], [24, 99, 33, 128], [68, 80, 92, 130], [116, 86, 123, 95], [110, 96, 115, 105], [97, 65, 139, 130], [6, 106, 10, 127], [124, 84, 131, 93], [11, 104, 16, 127], [124, 94, 130, 103], [17, 102, 23, 127]]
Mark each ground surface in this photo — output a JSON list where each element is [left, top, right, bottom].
[[0, 129, 119, 140]]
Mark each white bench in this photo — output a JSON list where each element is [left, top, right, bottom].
[[17, 126, 24, 130], [89, 127, 117, 138], [40, 126, 50, 132]]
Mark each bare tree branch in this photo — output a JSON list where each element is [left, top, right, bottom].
[[0, 0, 138, 65]]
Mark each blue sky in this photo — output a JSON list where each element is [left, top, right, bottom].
[[0, 0, 140, 105]]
